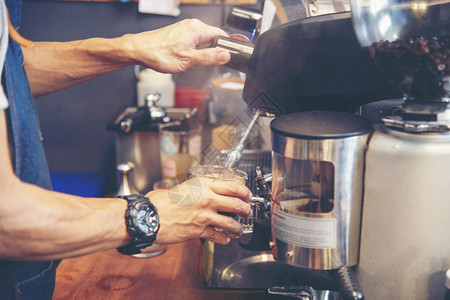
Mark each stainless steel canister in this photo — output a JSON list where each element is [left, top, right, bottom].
[[270, 111, 372, 270]]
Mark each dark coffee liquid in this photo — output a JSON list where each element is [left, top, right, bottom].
[[366, 36, 449, 102]]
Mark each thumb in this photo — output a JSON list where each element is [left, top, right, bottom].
[[194, 48, 230, 66]]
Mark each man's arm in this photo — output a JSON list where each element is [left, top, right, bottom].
[[22, 19, 231, 97], [0, 110, 129, 260], [0, 110, 251, 261]]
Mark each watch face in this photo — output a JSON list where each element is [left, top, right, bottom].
[[136, 206, 159, 234]]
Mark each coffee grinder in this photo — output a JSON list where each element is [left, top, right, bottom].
[[351, 1, 450, 299]]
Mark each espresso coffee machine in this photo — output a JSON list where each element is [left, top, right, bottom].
[[108, 94, 197, 192], [205, 1, 449, 299]]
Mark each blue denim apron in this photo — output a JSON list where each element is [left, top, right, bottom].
[[0, 0, 59, 298]]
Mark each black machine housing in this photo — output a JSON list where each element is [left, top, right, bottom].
[[241, 12, 401, 115]]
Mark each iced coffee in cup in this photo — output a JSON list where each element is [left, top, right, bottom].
[[189, 165, 247, 184], [189, 165, 247, 238]]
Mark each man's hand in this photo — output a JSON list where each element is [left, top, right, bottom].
[[147, 176, 252, 245], [129, 18, 231, 73]]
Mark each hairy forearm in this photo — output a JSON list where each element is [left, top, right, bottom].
[[22, 19, 231, 98], [0, 179, 129, 261], [22, 35, 139, 97]]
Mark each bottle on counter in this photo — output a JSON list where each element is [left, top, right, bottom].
[[136, 67, 175, 108]]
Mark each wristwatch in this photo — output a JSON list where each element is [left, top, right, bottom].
[[117, 194, 160, 255]]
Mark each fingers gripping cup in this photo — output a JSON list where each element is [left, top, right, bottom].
[[189, 165, 248, 238]]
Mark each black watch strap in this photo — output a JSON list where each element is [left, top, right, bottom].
[[117, 244, 144, 255], [117, 194, 159, 255]]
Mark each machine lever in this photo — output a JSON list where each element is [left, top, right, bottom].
[[255, 166, 272, 199], [238, 219, 271, 251], [118, 93, 165, 134], [119, 107, 151, 134]]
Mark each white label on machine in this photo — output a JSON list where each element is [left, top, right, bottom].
[[272, 207, 336, 249]]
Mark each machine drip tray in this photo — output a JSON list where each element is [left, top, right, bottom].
[[220, 254, 285, 288], [202, 238, 339, 290]]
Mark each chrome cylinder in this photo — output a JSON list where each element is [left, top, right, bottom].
[[270, 111, 371, 270]]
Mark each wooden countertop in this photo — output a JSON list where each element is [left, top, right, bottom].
[[53, 240, 283, 300]]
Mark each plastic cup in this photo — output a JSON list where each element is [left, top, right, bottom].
[[189, 165, 247, 238], [189, 165, 247, 185]]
